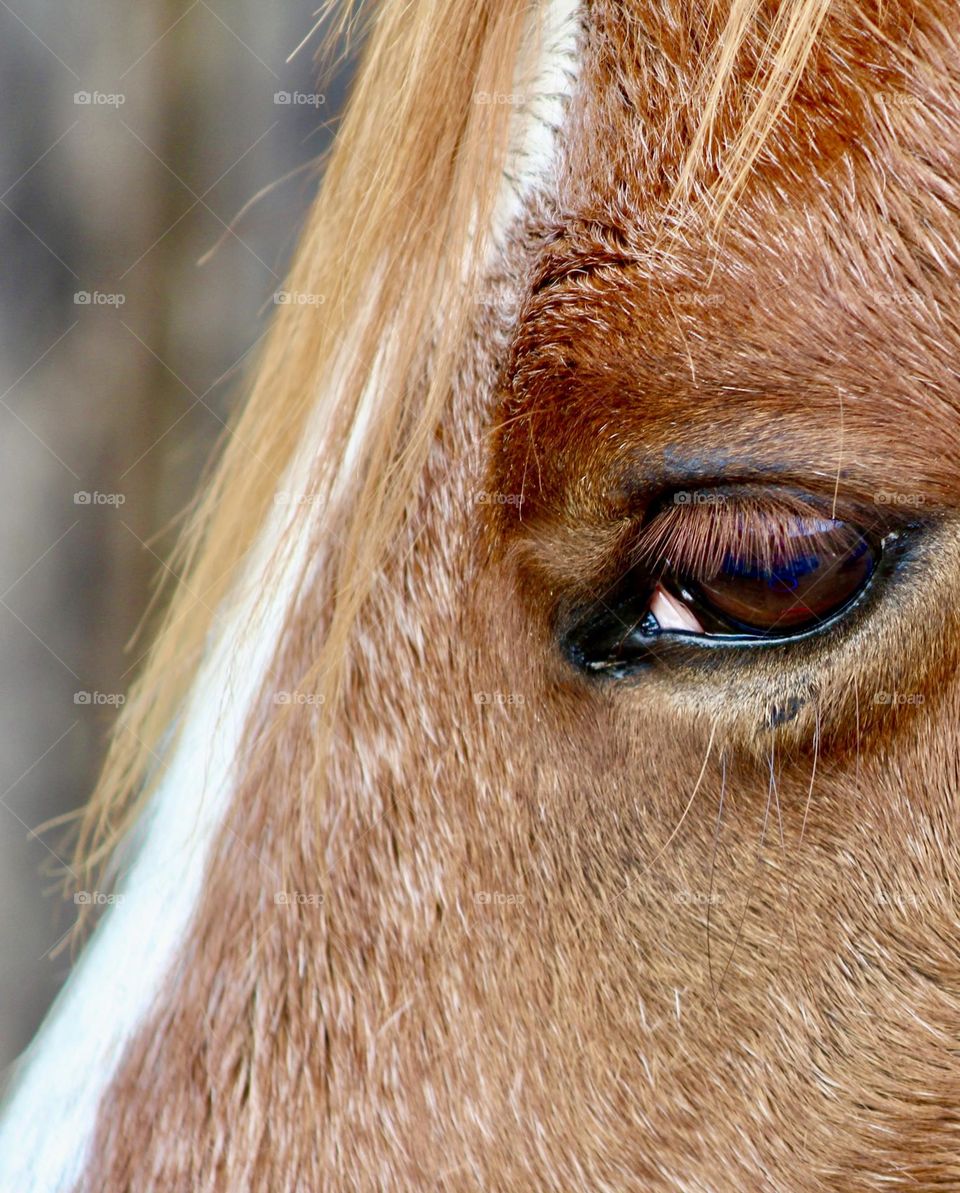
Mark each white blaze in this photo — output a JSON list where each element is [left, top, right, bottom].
[[0, 4, 581, 1188]]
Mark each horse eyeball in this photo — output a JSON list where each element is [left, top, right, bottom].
[[678, 519, 876, 635]]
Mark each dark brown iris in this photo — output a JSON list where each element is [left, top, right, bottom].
[[684, 517, 875, 634]]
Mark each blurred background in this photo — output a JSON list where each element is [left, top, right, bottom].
[[0, 0, 348, 1073]]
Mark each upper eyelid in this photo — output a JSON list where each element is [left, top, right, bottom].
[[628, 487, 871, 581]]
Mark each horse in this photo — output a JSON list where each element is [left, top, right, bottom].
[[3, 0, 960, 1187]]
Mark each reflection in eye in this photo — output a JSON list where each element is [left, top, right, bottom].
[[686, 521, 874, 633], [637, 494, 878, 638]]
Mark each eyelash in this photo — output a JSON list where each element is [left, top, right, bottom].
[[631, 491, 862, 584]]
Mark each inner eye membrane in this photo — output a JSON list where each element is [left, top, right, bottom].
[[637, 494, 877, 637]]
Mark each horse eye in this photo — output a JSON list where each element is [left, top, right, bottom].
[[560, 499, 892, 679], [664, 517, 876, 637]]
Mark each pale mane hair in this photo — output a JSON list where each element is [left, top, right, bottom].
[[73, 0, 837, 888]]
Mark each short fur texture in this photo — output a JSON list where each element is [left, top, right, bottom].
[[14, 0, 960, 1187]]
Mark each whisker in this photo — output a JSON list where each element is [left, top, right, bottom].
[[782, 700, 820, 989], [853, 671, 862, 803], [769, 740, 786, 851], [607, 720, 717, 909], [831, 386, 845, 521], [706, 749, 727, 1005]]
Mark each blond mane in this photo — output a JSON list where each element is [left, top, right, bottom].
[[73, 0, 836, 889]]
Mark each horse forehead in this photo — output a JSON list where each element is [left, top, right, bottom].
[[491, 2, 960, 508], [505, 197, 960, 477], [575, 0, 945, 156], [549, 0, 956, 252], [499, 246, 960, 518]]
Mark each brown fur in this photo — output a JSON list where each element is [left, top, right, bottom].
[[80, 0, 960, 1188]]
